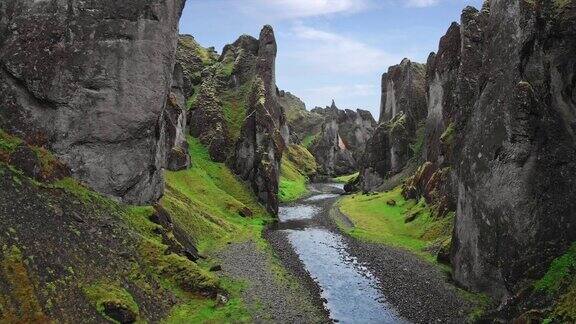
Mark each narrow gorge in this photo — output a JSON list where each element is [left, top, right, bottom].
[[0, 0, 575, 323]]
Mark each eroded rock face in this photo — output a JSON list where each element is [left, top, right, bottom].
[[310, 101, 376, 176], [357, 59, 427, 190], [165, 63, 191, 171], [0, 0, 186, 204], [233, 26, 287, 215], [451, 0, 576, 299]]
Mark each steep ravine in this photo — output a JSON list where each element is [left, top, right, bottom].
[[1, 0, 575, 323]]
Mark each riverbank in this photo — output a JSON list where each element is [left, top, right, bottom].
[[266, 183, 476, 323]]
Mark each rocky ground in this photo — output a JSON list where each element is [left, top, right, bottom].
[[216, 241, 329, 323], [265, 183, 474, 323]]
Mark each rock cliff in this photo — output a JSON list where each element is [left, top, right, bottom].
[[451, 0, 576, 301], [309, 101, 376, 177], [356, 0, 576, 316], [0, 0, 186, 204], [233, 26, 288, 215], [358, 59, 427, 191]]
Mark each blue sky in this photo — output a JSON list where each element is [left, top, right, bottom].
[[180, 0, 483, 119]]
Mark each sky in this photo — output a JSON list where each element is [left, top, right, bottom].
[[180, 0, 484, 120]]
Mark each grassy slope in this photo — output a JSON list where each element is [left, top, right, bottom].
[[159, 136, 275, 322], [279, 144, 317, 203], [338, 187, 452, 262]]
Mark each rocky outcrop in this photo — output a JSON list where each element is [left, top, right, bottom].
[[165, 63, 191, 171], [357, 59, 427, 191], [278, 90, 324, 143], [309, 101, 376, 176], [451, 0, 576, 301], [177, 27, 288, 214], [0, 0, 186, 204], [233, 26, 287, 215]]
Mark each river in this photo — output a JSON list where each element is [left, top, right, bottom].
[[269, 183, 406, 324]]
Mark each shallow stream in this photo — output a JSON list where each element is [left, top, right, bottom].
[[273, 184, 405, 323]]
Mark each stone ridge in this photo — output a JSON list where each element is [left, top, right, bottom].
[[0, 0, 186, 204]]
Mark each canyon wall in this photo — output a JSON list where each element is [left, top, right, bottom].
[[0, 0, 186, 204], [358, 0, 576, 305]]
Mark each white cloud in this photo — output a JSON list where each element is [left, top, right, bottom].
[[286, 23, 400, 75], [235, 0, 371, 20], [404, 0, 440, 8]]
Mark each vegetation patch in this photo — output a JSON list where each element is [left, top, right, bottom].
[[534, 243, 576, 322], [0, 129, 22, 155], [535, 243, 576, 293], [83, 282, 140, 324], [409, 122, 426, 159], [333, 172, 359, 184], [0, 245, 48, 323], [163, 278, 251, 324], [279, 144, 317, 203], [338, 186, 453, 262], [440, 122, 455, 146], [161, 137, 271, 253], [301, 133, 318, 148]]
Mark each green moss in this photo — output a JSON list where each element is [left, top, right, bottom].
[[0, 245, 48, 323], [52, 177, 108, 205], [301, 134, 318, 148], [178, 36, 217, 66], [163, 278, 250, 324], [409, 122, 426, 159], [535, 243, 576, 293], [338, 187, 452, 262], [553, 278, 576, 321], [279, 144, 317, 203], [333, 172, 359, 184], [83, 282, 140, 324], [387, 112, 407, 135], [440, 123, 455, 146], [139, 239, 219, 295], [223, 98, 247, 143], [0, 129, 22, 154]]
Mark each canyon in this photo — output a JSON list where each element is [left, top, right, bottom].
[[0, 0, 575, 323]]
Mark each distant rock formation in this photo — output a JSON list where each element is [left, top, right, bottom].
[[0, 0, 186, 204], [358, 59, 427, 191], [309, 101, 376, 177], [177, 27, 287, 214]]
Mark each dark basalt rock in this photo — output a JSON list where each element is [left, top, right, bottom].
[[233, 26, 288, 215], [0, 0, 186, 204], [451, 0, 576, 300], [357, 59, 427, 191], [102, 302, 138, 324]]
